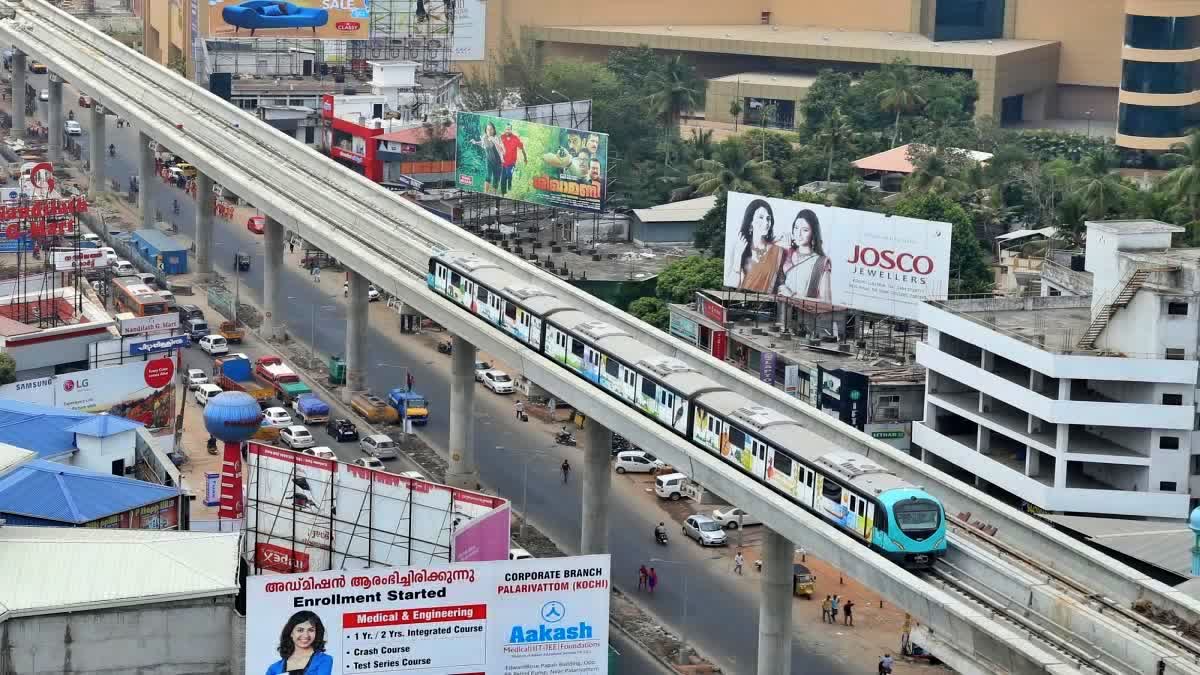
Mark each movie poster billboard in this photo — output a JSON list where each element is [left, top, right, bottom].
[[245, 556, 611, 675], [455, 112, 608, 212], [205, 0, 370, 40], [722, 193, 951, 319]]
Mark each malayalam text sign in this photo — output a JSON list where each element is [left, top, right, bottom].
[[205, 1, 369, 40], [52, 247, 108, 271], [245, 556, 611, 675], [128, 334, 189, 356]]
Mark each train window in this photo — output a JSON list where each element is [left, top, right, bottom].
[[728, 427, 745, 449], [450, 271, 462, 287], [571, 340, 585, 358], [805, 470, 814, 487], [641, 378, 656, 398], [848, 495, 857, 512], [822, 479, 842, 502], [858, 500, 867, 517], [605, 358, 620, 377], [505, 303, 517, 320], [773, 452, 793, 476], [893, 498, 941, 534]]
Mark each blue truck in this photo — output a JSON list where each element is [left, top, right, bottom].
[[387, 388, 429, 425], [293, 393, 331, 425]]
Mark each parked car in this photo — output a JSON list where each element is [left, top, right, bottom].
[[262, 406, 292, 427], [193, 383, 222, 406], [480, 369, 514, 394], [359, 433, 398, 459], [64, 120, 82, 136], [37, 88, 47, 101], [711, 507, 761, 530], [186, 368, 208, 390], [473, 360, 491, 381], [683, 515, 728, 547], [354, 457, 385, 470], [509, 548, 534, 561], [280, 425, 315, 449], [368, 285, 380, 301], [303, 447, 337, 461], [78, 94, 92, 108], [614, 450, 664, 474], [326, 417, 359, 442], [156, 290, 177, 309], [134, 272, 157, 287], [112, 260, 136, 276], [247, 215, 265, 235], [198, 334, 229, 355], [398, 470, 426, 480], [655, 472, 688, 501]]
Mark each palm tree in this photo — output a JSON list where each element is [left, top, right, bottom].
[[686, 128, 716, 160], [1071, 149, 1129, 219], [1162, 131, 1200, 220], [645, 56, 701, 129], [833, 176, 876, 210], [878, 66, 926, 148], [904, 149, 960, 194], [675, 140, 778, 199], [815, 107, 852, 183]]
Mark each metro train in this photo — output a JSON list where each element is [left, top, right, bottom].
[[428, 251, 947, 567]]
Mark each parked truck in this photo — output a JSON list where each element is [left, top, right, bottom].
[[254, 356, 313, 403], [219, 320, 244, 344], [213, 355, 273, 404], [293, 394, 330, 425], [386, 388, 429, 425]]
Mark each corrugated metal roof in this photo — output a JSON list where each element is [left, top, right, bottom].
[[0, 399, 91, 459], [1041, 513, 1194, 578], [66, 413, 142, 438], [0, 459, 180, 524], [0, 444, 33, 475], [131, 229, 186, 253], [633, 195, 717, 223], [996, 226, 1057, 242], [0, 527, 239, 620]]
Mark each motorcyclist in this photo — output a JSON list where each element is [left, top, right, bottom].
[[654, 522, 667, 541], [206, 436, 217, 453], [67, 110, 74, 121], [108, 143, 115, 157]]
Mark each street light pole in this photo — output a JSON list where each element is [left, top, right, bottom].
[[651, 556, 720, 665]]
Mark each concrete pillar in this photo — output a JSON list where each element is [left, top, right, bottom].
[[11, 51, 25, 139], [343, 271, 368, 402], [445, 335, 479, 490], [263, 217, 284, 340], [757, 529, 794, 675], [1026, 447, 1040, 476], [194, 172, 214, 276], [580, 422, 612, 555], [46, 75, 62, 163], [1058, 377, 1071, 401], [87, 105, 105, 199], [138, 131, 155, 230]]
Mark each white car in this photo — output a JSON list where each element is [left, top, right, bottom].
[[303, 447, 337, 461], [38, 88, 48, 102], [280, 425, 315, 449], [480, 369, 514, 394], [186, 368, 208, 390], [193, 383, 222, 406], [79, 233, 102, 246], [509, 548, 534, 561], [398, 470, 426, 480], [197, 334, 229, 355], [472, 360, 491, 381], [368, 285, 380, 301], [711, 507, 761, 530], [98, 246, 118, 263], [614, 450, 665, 474], [156, 290, 177, 308], [359, 433, 398, 459], [354, 457, 385, 470], [64, 120, 82, 136], [262, 407, 292, 427], [112, 260, 136, 276]]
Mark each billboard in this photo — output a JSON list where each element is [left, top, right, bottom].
[[245, 443, 509, 574], [722, 193, 951, 319], [52, 247, 108, 271], [246, 556, 611, 675], [0, 358, 177, 428], [119, 313, 180, 336], [456, 112, 608, 212], [205, 0, 369, 40]]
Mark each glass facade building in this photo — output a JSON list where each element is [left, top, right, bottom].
[[932, 0, 1006, 42], [1119, 10, 1200, 146]]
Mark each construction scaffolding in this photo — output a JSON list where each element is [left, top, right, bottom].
[[354, 0, 455, 76]]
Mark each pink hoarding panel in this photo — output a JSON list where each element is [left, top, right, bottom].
[[453, 504, 511, 562]]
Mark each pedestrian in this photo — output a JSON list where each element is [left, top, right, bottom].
[[406, 371, 415, 391], [830, 594, 839, 624], [515, 400, 525, 420], [638, 565, 648, 592], [733, 550, 744, 575], [878, 653, 894, 675], [561, 458, 570, 483], [843, 599, 855, 626], [289, 239, 295, 254], [647, 567, 657, 594], [821, 596, 831, 623]]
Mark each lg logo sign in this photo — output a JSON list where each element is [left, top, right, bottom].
[[62, 378, 87, 392]]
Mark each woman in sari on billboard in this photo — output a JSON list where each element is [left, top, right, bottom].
[[734, 199, 787, 293], [778, 209, 832, 303]]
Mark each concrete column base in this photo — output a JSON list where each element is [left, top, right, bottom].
[[757, 529, 794, 674], [344, 272, 368, 403], [580, 422, 612, 555], [445, 335, 479, 490]]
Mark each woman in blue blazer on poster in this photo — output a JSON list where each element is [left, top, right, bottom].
[[265, 610, 334, 675]]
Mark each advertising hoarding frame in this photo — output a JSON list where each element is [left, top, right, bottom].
[[0, 358, 177, 428], [722, 192, 951, 319], [204, 0, 370, 40]]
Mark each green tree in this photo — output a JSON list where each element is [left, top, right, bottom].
[[606, 46, 666, 95], [1162, 130, 1200, 221], [816, 107, 852, 182], [833, 176, 877, 210], [675, 138, 778, 199], [412, 119, 456, 160], [798, 70, 853, 139], [692, 192, 728, 257], [892, 192, 992, 295], [540, 60, 621, 103], [628, 296, 670, 330], [1070, 149, 1129, 219], [729, 99, 743, 128], [654, 255, 725, 303], [0, 353, 14, 385], [645, 55, 702, 129], [878, 63, 927, 148]]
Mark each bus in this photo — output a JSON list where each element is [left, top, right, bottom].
[[112, 278, 169, 317]]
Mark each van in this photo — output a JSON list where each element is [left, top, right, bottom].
[[186, 318, 210, 340], [194, 383, 223, 406], [135, 272, 158, 288], [654, 472, 688, 501], [178, 304, 204, 323]]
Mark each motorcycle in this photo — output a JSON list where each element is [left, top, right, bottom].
[[655, 529, 669, 545], [108, 144, 115, 157], [437, 339, 453, 355], [206, 436, 218, 456], [555, 431, 576, 447]]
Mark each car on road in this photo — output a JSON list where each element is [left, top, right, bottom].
[[655, 472, 688, 501], [711, 507, 761, 530], [262, 407, 292, 427], [178, 304, 205, 323], [134, 272, 158, 287], [326, 417, 359, 442], [613, 450, 664, 474], [28, 61, 46, 74], [99, 247, 118, 264], [683, 515, 728, 547], [193, 383, 222, 406], [368, 285, 380, 301], [280, 425, 315, 449], [78, 94, 92, 108], [354, 457, 385, 470], [198, 335, 229, 356], [186, 369, 208, 390], [509, 548, 534, 561], [472, 360, 491, 381], [112, 260, 136, 277], [38, 89, 47, 102], [480, 369, 514, 394], [359, 433, 398, 459], [303, 447, 337, 461], [398, 470, 426, 480], [64, 120, 82, 136], [156, 290, 177, 309], [78, 233, 102, 246]]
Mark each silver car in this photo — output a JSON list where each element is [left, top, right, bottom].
[[359, 433, 398, 459], [683, 515, 728, 547]]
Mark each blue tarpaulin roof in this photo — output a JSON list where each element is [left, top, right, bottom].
[[0, 459, 180, 524]]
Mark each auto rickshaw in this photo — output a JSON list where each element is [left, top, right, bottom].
[[235, 251, 251, 272], [792, 563, 816, 598], [175, 162, 198, 178]]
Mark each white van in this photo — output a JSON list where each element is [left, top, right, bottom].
[[655, 472, 688, 501], [194, 383, 223, 406]]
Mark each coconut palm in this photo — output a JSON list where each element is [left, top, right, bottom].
[[1071, 149, 1129, 219], [674, 139, 778, 199], [645, 55, 701, 129], [904, 149, 961, 195], [1162, 130, 1200, 220], [878, 66, 926, 148], [815, 107, 853, 183]]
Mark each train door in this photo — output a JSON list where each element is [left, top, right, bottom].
[[800, 466, 816, 508], [619, 366, 637, 404], [432, 263, 449, 292], [846, 493, 868, 538], [582, 345, 602, 383], [657, 387, 678, 430], [545, 324, 567, 363], [862, 498, 875, 543], [527, 315, 543, 351], [748, 436, 769, 479]]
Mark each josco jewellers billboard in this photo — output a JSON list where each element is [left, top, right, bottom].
[[456, 112, 609, 212], [245, 555, 611, 675], [722, 193, 951, 319], [205, 1, 370, 40]]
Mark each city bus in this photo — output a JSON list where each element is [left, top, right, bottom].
[[112, 278, 169, 317]]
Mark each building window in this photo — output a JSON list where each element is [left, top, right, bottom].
[[933, 0, 1005, 41], [1163, 393, 1184, 405], [1125, 15, 1200, 50], [1166, 347, 1187, 360], [1122, 60, 1200, 95], [1118, 103, 1200, 138], [1160, 436, 1181, 449], [1192, 455, 1200, 475], [1168, 302, 1190, 316], [1160, 481, 1178, 492], [305, 126, 315, 144]]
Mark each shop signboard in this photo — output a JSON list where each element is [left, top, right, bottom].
[[711, 330, 728, 360], [456, 112, 609, 212], [784, 364, 800, 396], [722, 192, 951, 319], [245, 555, 611, 675], [118, 313, 180, 336], [669, 313, 698, 344], [760, 350, 777, 385], [128, 334, 190, 356], [205, 471, 221, 506], [205, 1, 369, 40], [52, 247, 108, 271], [817, 366, 870, 431], [84, 497, 179, 530]]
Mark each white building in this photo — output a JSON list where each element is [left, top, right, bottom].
[[916, 220, 1199, 519]]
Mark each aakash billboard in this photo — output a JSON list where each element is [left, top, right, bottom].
[[456, 112, 608, 212], [205, 0, 369, 40], [722, 193, 951, 319], [246, 556, 611, 675]]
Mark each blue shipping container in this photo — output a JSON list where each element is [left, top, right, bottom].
[[131, 229, 188, 275]]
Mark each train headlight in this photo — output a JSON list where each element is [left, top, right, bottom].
[[892, 539, 906, 551]]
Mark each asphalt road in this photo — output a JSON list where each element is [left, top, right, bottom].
[[43, 81, 847, 674]]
